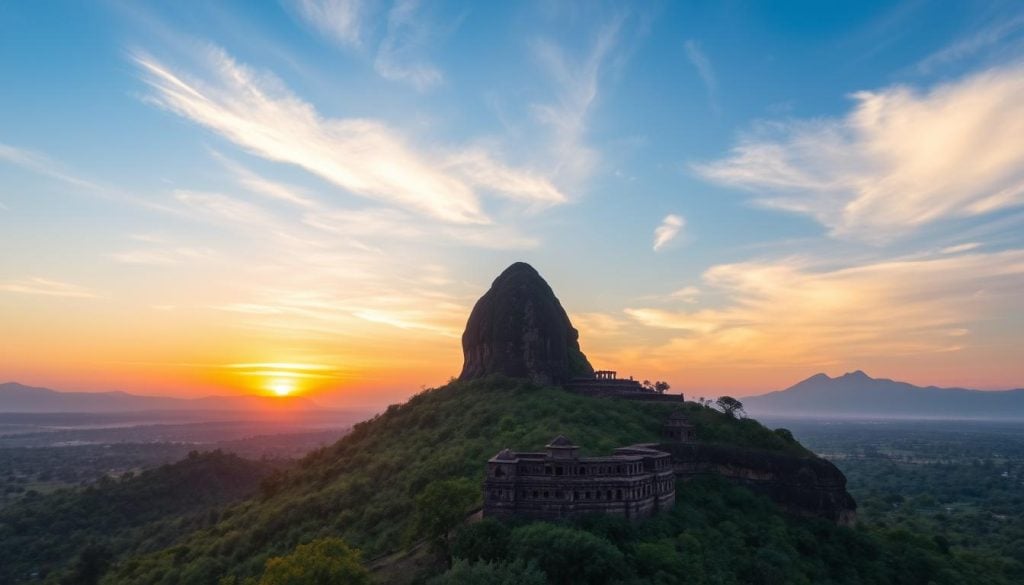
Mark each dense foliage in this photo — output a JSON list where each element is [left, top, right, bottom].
[[102, 376, 804, 583], [436, 476, 1018, 584], [256, 538, 370, 585], [0, 450, 274, 584], [786, 419, 1024, 579]]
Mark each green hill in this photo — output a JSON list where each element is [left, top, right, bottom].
[[6, 376, 1016, 583], [101, 377, 806, 583], [0, 450, 274, 584], [90, 376, 1016, 584]]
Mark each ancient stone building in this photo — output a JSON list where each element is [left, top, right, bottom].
[[483, 436, 675, 521], [663, 410, 696, 442]]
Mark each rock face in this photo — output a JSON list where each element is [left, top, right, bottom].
[[460, 262, 594, 385], [659, 442, 857, 525]]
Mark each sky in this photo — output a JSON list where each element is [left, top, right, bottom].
[[2, 1, 1023, 407]]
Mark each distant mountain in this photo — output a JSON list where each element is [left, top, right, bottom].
[[0, 382, 320, 413], [744, 370, 1024, 419]]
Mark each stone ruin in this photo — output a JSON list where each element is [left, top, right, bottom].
[[483, 436, 675, 521]]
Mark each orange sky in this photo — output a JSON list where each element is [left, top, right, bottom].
[[3, 255, 1022, 409]]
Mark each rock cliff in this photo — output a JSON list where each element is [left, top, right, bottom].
[[659, 441, 857, 525], [459, 262, 594, 384]]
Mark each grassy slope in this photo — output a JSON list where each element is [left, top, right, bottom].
[[106, 376, 808, 584]]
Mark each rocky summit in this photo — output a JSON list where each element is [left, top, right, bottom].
[[459, 262, 594, 384]]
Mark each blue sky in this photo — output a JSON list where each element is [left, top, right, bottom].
[[2, 1, 1023, 405]]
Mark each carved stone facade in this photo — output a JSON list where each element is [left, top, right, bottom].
[[664, 410, 696, 442], [483, 436, 675, 521]]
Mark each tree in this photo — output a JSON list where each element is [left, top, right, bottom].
[[508, 523, 626, 585], [715, 396, 745, 418], [258, 538, 370, 585], [453, 518, 511, 563], [654, 381, 671, 394], [413, 478, 479, 567], [62, 543, 112, 585]]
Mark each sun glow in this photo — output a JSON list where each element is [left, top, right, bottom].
[[268, 378, 296, 397]]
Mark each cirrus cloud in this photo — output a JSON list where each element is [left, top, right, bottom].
[[693, 63, 1024, 242], [134, 46, 566, 225]]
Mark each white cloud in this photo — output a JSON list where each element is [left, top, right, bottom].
[[213, 152, 318, 208], [693, 63, 1024, 241], [625, 250, 1024, 365], [135, 47, 565, 225], [443, 147, 566, 208], [684, 39, 718, 112], [374, 0, 444, 91], [653, 214, 684, 251], [290, 0, 449, 91], [669, 286, 700, 303], [941, 242, 982, 254], [0, 277, 97, 299], [292, 0, 366, 48], [916, 15, 1024, 74], [531, 18, 622, 187]]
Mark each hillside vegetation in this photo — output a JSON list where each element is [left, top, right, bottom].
[[104, 376, 808, 583], [435, 474, 1018, 585], [0, 450, 275, 584], [4, 376, 1019, 584]]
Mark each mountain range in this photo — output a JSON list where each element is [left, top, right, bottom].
[[0, 381, 319, 413], [744, 370, 1024, 419]]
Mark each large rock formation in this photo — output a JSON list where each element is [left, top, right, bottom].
[[660, 441, 857, 525], [460, 262, 594, 384]]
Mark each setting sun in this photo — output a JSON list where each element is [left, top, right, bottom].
[[268, 378, 296, 397]]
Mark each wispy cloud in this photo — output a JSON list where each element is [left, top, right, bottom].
[[0, 142, 103, 192], [0, 277, 97, 299], [0, 142, 179, 215], [291, 0, 366, 48], [225, 361, 343, 380], [653, 214, 684, 251], [217, 285, 467, 339], [916, 14, 1024, 74], [941, 242, 982, 254], [669, 286, 700, 303], [693, 63, 1024, 241], [625, 250, 1024, 366], [532, 17, 623, 187], [374, 0, 445, 90], [290, 0, 447, 90], [134, 46, 565, 224], [684, 39, 718, 113], [212, 152, 318, 209]]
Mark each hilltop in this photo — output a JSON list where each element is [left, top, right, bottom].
[[745, 371, 1024, 419]]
